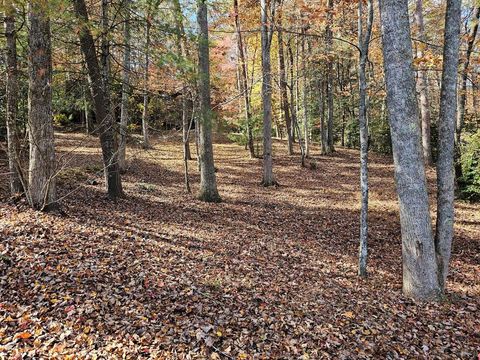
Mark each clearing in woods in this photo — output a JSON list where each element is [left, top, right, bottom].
[[1, 132, 479, 358]]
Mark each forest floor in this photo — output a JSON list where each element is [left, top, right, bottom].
[[1, 132, 479, 359]]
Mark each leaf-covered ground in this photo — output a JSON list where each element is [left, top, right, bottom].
[[1, 132, 479, 359]]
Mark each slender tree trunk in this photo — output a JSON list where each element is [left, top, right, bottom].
[[142, 5, 151, 148], [119, 0, 131, 172], [319, 78, 327, 155], [456, 6, 479, 145], [4, 0, 24, 195], [27, 0, 56, 210], [184, 98, 195, 193], [379, 0, 440, 300], [302, 31, 310, 158], [234, 0, 255, 158], [84, 85, 90, 135], [414, 0, 433, 165], [261, 0, 276, 185], [277, 8, 293, 155], [73, 0, 123, 199], [435, 0, 461, 292], [172, 0, 192, 161], [325, 0, 335, 154], [100, 0, 111, 119], [197, 0, 220, 202], [288, 39, 305, 164], [288, 40, 299, 148], [357, 0, 373, 277]]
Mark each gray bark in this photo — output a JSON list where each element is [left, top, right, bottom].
[[414, 0, 433, 165], [142, 4, 151, 149], [197, 0, 221, 202], [234, 0, 255, 158], [301, 32, 310, 158], [27, 0, 56, 210], [358, 0, 373, 277], [84, 85, 90, 135], [172, 0, 192, 161], [100, 0, 111, 118], [73, 0, 123, 199], [288, 40, 304, 164], [277, 8, 293, 155], [379, 0, 440, 300], [325, 0, 334, 154], [261, 0, 276, 186], [435, 0, 461, 292], [119, 0, 131, 172], [319, 78, 327, 155], [4, 0, 24, 194], [288, 40, 298, 145], [456, 6, 479, 145]]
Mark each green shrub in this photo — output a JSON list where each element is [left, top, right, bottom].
[[227, 132, 247, 146], [53, 113, 72, 127], [459, 131, 480, 201]]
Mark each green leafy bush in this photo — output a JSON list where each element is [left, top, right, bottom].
[[53, 113, 72, 127], [459, 131, 480, 201]]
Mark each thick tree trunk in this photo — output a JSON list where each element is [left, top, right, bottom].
[[119, 0, 131, 172], [73, 0, 123, 199], [277, 9, 293, 155], [234, 0, 255, 158], [27, 0, 56, 210], [4, 0, 24, 194], [197, 0, 221, 202], [142, 6, 151, 149], [414, 0, 433, 165], [261, 0, 276, 186], [435, 0, 461, 292], [456, 7, 479, 145], [325, 0, 335, 154], [379, 0, 440, 300], [357, 0, 373, 277]]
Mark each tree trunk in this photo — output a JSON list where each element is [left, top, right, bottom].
[[435, 0, 461, 292], [172, 0, 192, 161], [119, 0, 131, 172], [288, 39, 299, 148], [325, 0, 335, 154], [288, 39, 305, 164], [142, 5, 151, 149], [27, 0, 56, 210], [301, 31, 310, 158], [357, 0, 373, 277], [4, 0, 24, 195], [197, 0, 221, 202], [456, 6, 479, 145], [100, 0, 111, 120], [379, 0, 440, 300], [73, 0, 123, 199], [414, 0, 433, 165], [234, 0, 255, 158], [84, 85, 90, 135], [261, 0, 276, 186], [277, 7, 293, 155], [319, 78, 327, 155]]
